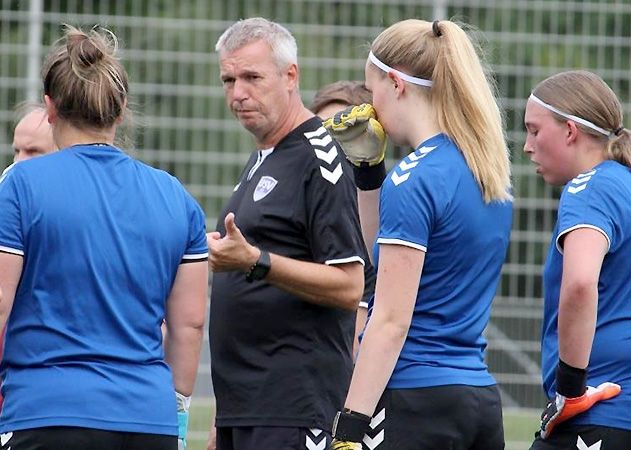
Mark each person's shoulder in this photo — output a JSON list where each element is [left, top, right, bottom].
[[284, 117, 350, 186], [563, 161, 626, 197]]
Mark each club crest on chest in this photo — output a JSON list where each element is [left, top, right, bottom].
[[253, 175, 278, 202]]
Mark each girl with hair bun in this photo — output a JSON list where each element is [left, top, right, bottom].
[[0, 25, 208, 450]]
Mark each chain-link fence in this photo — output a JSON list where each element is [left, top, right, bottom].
[[2, 0, 630, 447]]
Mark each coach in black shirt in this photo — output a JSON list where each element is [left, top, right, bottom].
[[207, 18, 366, 450]]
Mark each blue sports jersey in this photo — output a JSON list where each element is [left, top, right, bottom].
[[0, 144, 208, 434], [373, 133, 512, 389], [541, 160, 631, 431]]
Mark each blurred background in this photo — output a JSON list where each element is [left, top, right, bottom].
[[1, 1, 630, 448]]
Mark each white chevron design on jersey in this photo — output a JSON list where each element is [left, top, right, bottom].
[[418, 145, 436, 155], [305, 434, 326, 450], [1, 432, 13, 446], [309, 428, 322, 437], [577, 436, 601, 450], [309, 133, 333, 148], [568, 184, 587, 194], [363, 430, 384, 450], [369, 408, 385, 428], [304, 127, 327, 139], [398, 159, 418, 171], [320, 162, 343, 184], [391, 171, 410, 186], [314, 145, 339, 165], [408, 152, 422, 161]]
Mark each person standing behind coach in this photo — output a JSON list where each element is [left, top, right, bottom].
[[310, 81, 377, 359], [0, 25, 208, 450], [207, 17, 366, 450]]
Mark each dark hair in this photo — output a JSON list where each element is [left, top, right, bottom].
[[309, 81, 372, 115], [42, 25, 129, 130]]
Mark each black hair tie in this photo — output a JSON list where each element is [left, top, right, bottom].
[[432, 20, 442, 37], [614, 126, 624, 136]]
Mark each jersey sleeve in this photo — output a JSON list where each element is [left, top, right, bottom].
[[181, 192, 209, 263], [303, 160, 365, 266], [556, 172, 617, 253], [0, 166, 25, 256], [377, 162, 447, 251]]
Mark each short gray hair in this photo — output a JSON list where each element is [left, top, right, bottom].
[[215, 17, 297, 70]]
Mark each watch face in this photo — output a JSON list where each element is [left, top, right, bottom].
[[251, 264, 269, 280]]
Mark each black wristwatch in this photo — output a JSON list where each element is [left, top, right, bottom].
[[245, 250, 271, 282]]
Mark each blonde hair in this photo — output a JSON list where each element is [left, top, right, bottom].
[[42, 25, 129, 131], [532, 70, 630, 168], [370, 19, 511, 203]]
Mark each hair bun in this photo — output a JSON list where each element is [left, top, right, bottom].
[[67, 31, 104, 68]]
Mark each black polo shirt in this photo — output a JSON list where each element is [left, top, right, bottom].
[[209, 117, 366, 431]]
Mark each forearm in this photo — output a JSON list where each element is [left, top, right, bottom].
[[344, 315, 408, 415], [165, 325, 204, 396], [266, 253, 363, 310], [558, 282, 597, 369], [357, 188, 380, 259]]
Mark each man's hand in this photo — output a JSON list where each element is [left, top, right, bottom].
[[323, 103, 386, 166], [540, 382, 621, 439], [176, 391, 191, 450], [207, 212, 259, 272]]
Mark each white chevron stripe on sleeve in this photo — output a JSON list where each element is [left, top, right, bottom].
[[314, 146, 339, 165], [320, 162, 343, 184], [304, 127, 327, 139], [309, 133, 333, 147]]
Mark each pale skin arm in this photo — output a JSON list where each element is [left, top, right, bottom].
[[344, 244, 424, 414], [207, 213, 364, 311], [353, 306, 368, 359], [163, 261, 209, 396], [206, 422, 217, 450], [357, 189, 380, 263], [0, 252, 23, 331], [557, 228, 607, 369]]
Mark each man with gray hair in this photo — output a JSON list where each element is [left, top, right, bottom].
[[206, 17, 366, 450]]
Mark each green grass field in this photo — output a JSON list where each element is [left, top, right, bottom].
[[185, 401, 539, 450]]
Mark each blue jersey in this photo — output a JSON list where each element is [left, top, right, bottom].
[[541, 160, 631, 431], [373, 133, 512, 389], [0, 144, 208, 434]]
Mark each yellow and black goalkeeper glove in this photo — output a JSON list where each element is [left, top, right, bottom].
[[323, 104, 387, 190], [330, 409, 371, 450], [324, 103, 386, 166], [331, 439, 362, 450]]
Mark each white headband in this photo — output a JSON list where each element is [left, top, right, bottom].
[[529, 94, 611, 137], [368, 51, 433, 88]]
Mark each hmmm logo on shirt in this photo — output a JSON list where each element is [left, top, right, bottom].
[[253, 176, 278, 202]]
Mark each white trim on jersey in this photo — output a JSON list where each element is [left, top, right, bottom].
[[325, 255, 365, 266], [556, 224, 611, 255], [377, 237, 428, 252], [0, 245, 24, 256], [182, 252, 209, 260], [359, 301, 369, 309], [247, 148, 274, 181]]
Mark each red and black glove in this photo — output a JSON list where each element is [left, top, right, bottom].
[[540, 360, 621, 439]]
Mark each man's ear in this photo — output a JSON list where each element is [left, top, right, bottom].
[[286, 63, 299, 91]]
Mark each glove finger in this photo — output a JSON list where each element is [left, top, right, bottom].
[[595, 382, 622, 400]]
